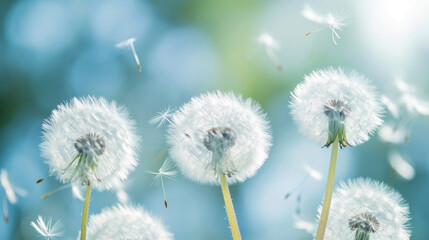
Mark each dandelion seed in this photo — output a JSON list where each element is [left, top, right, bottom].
[[36, 176, 49, 184], [30, 215, 63, 240], [258, 33, 283, 71], [388, 151, 415, 180], [384, 78, 429, 144], [115, 188, 129, 205], [71, 184, 84, 201], [111, 181, 130, 205], [393, 78, 429, 116], [401, 93, 429, 116], [1, 169, 18, 204], [302, 5, 348, 45], [148, 159, 177, 208], [83, 204, 173, 240], [294, 215, 316, 234], [40, 96, 139, 191], [41, 184, 71, 199], [303, 164, 322, 181], [395, 78, 415, 93], [318, 178, 411, 240], [1, 169, 26, 223], [290, 67, 383, 148], [149, 106, 175, 128], [285, 165, 322, 200], [115, 38, 141, 72]]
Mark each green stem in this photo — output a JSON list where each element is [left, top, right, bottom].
[[315, 137, 339, 240], [220, 174, 242, 240], [355, 230, 370, 240], [80, 182, 91, 240]]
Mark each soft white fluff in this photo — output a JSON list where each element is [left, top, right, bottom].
[[302, 5, 348, 45], [290, 67, 383, 146], [31, 215, 63, 240], [40, 96, 139, 191], [167, 91, 272, 185], [83, 204, 173, 240], [316, 178, 411, 240]]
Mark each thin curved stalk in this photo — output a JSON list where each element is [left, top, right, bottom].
[[315, 137, 339, 240], [80, 182, 91, 240], [220, 174, 241, 240]]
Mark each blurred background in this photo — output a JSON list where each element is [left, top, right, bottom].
[[1, 0, 429, 239]]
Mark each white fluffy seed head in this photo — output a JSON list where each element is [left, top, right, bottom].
[[316, 178, 411, 240], [40, 96, 139, 191], [167, 91, 272, 185], [290, 67, 383, 147], [83, 204, 173, 240]]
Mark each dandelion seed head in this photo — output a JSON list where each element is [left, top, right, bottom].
[[290, 67, 383, 147], [41, 96, 139, 191], [317, 178, 411, 240], [31, 215, 63, 240], [83, 204, 173, 240], [167, 91, 272, 185]]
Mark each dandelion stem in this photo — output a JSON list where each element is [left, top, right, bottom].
[[220, 174, 241, 240], [315, 137, 339, 240], [80, 182, 91, 240], [354, 230, 370, 240]]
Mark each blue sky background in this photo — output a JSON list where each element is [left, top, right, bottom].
[[1, 0, 429, 239]]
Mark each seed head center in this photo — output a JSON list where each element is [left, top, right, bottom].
[[203, 127, 237, 154], [74, 133, 106, 156], [349, 212, 380, 234], [324, 99, 351, 120]]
